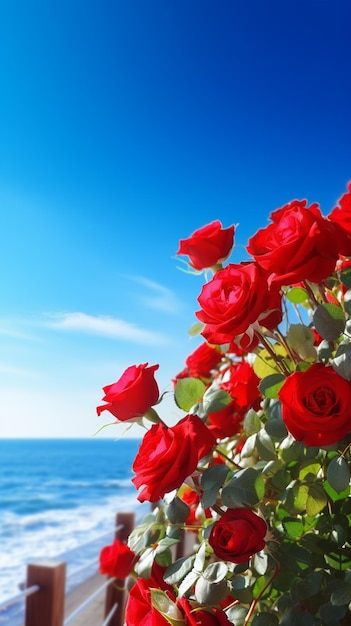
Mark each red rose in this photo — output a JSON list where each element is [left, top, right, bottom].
[[99, 539, 137, 579], [177, 597, 232, 625], [196, 262, 282, 348], [125, 563, 176, 626], [247, 200, 346, 287], [173, 342, 223, 384], [177, 220, 235, 271], [125, 579, 171, 626], [328, 182, 351, 252], [278, 363, 351, 447], [219, 361, 261, 415], [132, 415, 215, 502], [96, 363, 159, 422], [208, 508, 267, 564], [207, 401, 243, 440]]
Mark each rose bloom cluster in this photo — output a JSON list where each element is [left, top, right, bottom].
[[97, 183, 351, 625]]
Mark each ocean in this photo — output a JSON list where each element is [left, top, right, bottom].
[[0, 437, 147, 625]]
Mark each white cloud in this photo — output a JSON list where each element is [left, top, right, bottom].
[[46, 312, 170, 345], [129, 276, 182, 313]]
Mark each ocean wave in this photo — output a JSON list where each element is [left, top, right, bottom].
[[0, 493, 146, 605]]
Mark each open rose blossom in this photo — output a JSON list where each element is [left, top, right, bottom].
[[99, 539, 137, 579], [246, 200, 349, 287], [278, 363, 351, 447], [96, 363, 159, 422], [208, 508, 267, 564], [196, 262, 282, 348], [177, 220, 235, 271], [132, 415, 215, 502]]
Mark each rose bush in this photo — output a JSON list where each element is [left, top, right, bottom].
[[98, 182, 351, 626]]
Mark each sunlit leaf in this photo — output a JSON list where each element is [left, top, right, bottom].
[[253, 345, 288, 379], [285, 287, 309, 304], [174, 377, 206, 411]]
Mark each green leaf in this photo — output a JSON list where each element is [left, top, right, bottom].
[[174, 377, 206, 411], [256, 429, 277, 460], [150, 590, 184, 626], [285, 483, 309, 514], [193, 541, 207, 572], [291, 570, 323, 601], [155, 537, 180, 554], [282, 517, 304, 539], [252, 550, 268, 575], [200, 464, 229, 491], [313, 303, 345, 341], [327, 455, 351, 493], [319, 602, 348, 625], [164, 555, 196, 585], [225, 606, 249, 626], [280, 606, 315, 626], [178, 570, 201, 597], [259, 373, 285, 398], [201, 386, 231, 414], [188, 322, 204, 337], [332, 343, 351, 381], [165, 496, 190, 524], [343, 289, 351, 313], [298, 459, 321, 481], [195, 576, 229, 605], [243, 409, 261, 435], [339, 268, 351, 289], [331, 582, 351, 606], [325, 549, 351, 571], [203, 561, 228, 583], [222, 467, 264, 508], [134, 546, 155, 578], [323, 479, 350, 502], [253, 345, 287, 379], [265, 402, 288, 439], [285, 287, 309, 304], [306, 483, 328, 516]]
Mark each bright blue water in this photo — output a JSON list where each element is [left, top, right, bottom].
[[0, 438, 146, 624]]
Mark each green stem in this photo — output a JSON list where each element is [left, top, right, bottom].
[[214, 447, 242, 469], [255, 331, 290, 377], [144, 407, 164, 424], [243, 565, 280, 626]]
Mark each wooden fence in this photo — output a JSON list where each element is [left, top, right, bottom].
[[2, 511, 135, 626]]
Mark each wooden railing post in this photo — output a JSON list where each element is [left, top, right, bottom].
[[104, 511, 135, 626], [25, 561, 66, 626]]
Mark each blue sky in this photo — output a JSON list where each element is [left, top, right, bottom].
[[0, 0, 350, 438]]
